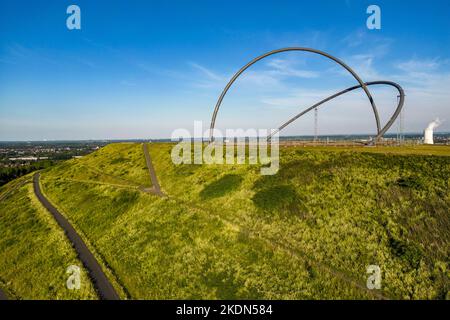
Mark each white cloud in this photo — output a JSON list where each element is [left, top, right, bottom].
[[179, 45, 450, 134], [188, 62, 225, 82], [258, 52, 450, 134], [187, 57, 319, 92], [261, 88, 336, 109], [265, 58, 319, 79], [342, 30, 366, 48], [347, 54, 382, 79], [395, 58, 442, 73]]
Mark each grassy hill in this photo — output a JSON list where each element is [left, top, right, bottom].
[[1, 142, 449, 299], [0, 175, 97, 299]]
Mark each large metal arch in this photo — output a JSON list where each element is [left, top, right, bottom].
[[209, 47, 381, 141], [267, 80, 405, 141]]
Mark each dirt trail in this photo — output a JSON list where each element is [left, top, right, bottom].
[[33, 173, 120, 300], [142, 143, 165, 196]]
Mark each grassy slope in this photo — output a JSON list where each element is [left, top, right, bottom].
[[77, 143, 150, 186], [289, 145, 450, 157], [39, 143, 375, 299], [0, 176, 97, 299], [150, 143, 450, 299], [37, 142, 450, 299]]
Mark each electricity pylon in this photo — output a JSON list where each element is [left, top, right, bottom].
[[314, 107, 318, 143]]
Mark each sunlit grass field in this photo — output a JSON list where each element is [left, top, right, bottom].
[[0, 176, 97, 300], [150, 143, 450, 299], [1, 142, 449, 299], [287, 144, 450, 156]]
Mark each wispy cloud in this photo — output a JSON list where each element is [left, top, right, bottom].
[[395, 57, 444, 73], [257, 44, 450, 133], [335, 30, 394, 80], [346, 53, 383, 79], [342, 30, 367, 48], [0, 43, 97, 69], [0, 43, 33, 65], [342, 30, 393, 55], [189, 62, 224, 82], [392, 57, 450, 100], [265, 58, 319, 78], [261, 87, 336, 109], [186, 57, 319, 91]]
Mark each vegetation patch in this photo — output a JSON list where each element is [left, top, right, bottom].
[[3, 143, 449, 299], [252, 185, 299, 212], [110, 157, 128, 165], [0, 182, 97, 299], [396, 176, 424, 189], [388, 236, 423, 269], [200, 174, 243, 199]]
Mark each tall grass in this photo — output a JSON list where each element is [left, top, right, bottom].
[[0, 180, 97, 299], [4, 142, 448, 299]]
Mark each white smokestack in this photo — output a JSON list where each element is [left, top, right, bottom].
[[424, 118, 442, 145]]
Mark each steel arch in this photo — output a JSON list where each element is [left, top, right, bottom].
[[267, 80, 405, 141], [209, 47, 403, 141]]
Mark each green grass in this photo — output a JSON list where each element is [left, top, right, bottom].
[[150, 143, 450, 299], [289, 144, 450, 156], [76, 143, 151, 186], [0, 177, 97, 299], [200, 174, 244, 199], [39, 179, 372, 299], [2, 142, 449, 299]]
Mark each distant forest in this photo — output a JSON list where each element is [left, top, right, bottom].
[[0, 161, 55, 186]]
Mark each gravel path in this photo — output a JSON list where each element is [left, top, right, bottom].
[[142, 143, 165, 196], [33, 173, 120, 300]]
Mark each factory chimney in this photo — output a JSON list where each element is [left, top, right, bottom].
[[424, 118, 441, 145]]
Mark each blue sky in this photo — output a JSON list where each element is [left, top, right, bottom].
[[1, 0, 449, 140]]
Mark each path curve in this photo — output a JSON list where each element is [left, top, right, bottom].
[[33, 173, 120, 300]]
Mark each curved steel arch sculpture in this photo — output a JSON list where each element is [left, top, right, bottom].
[[267, 80, 405, 141], [209, 47, 405, 142]]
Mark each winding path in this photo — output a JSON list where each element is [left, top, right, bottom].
[[33, 173, 119, 300], [142, 143, 165, 196]]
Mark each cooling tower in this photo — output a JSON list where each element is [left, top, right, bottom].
[[424, 119, 441, 145], [424, 128, 434, 144]]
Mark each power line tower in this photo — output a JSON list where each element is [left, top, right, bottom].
[[397, 95, 405, 144], [314, 107, 318, 143]]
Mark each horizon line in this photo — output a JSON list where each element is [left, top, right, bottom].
[[1, 132, 450, 143]]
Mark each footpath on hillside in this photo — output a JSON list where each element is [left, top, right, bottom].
[[33, 173, 120, 300], [142, 143, 165, 196]]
